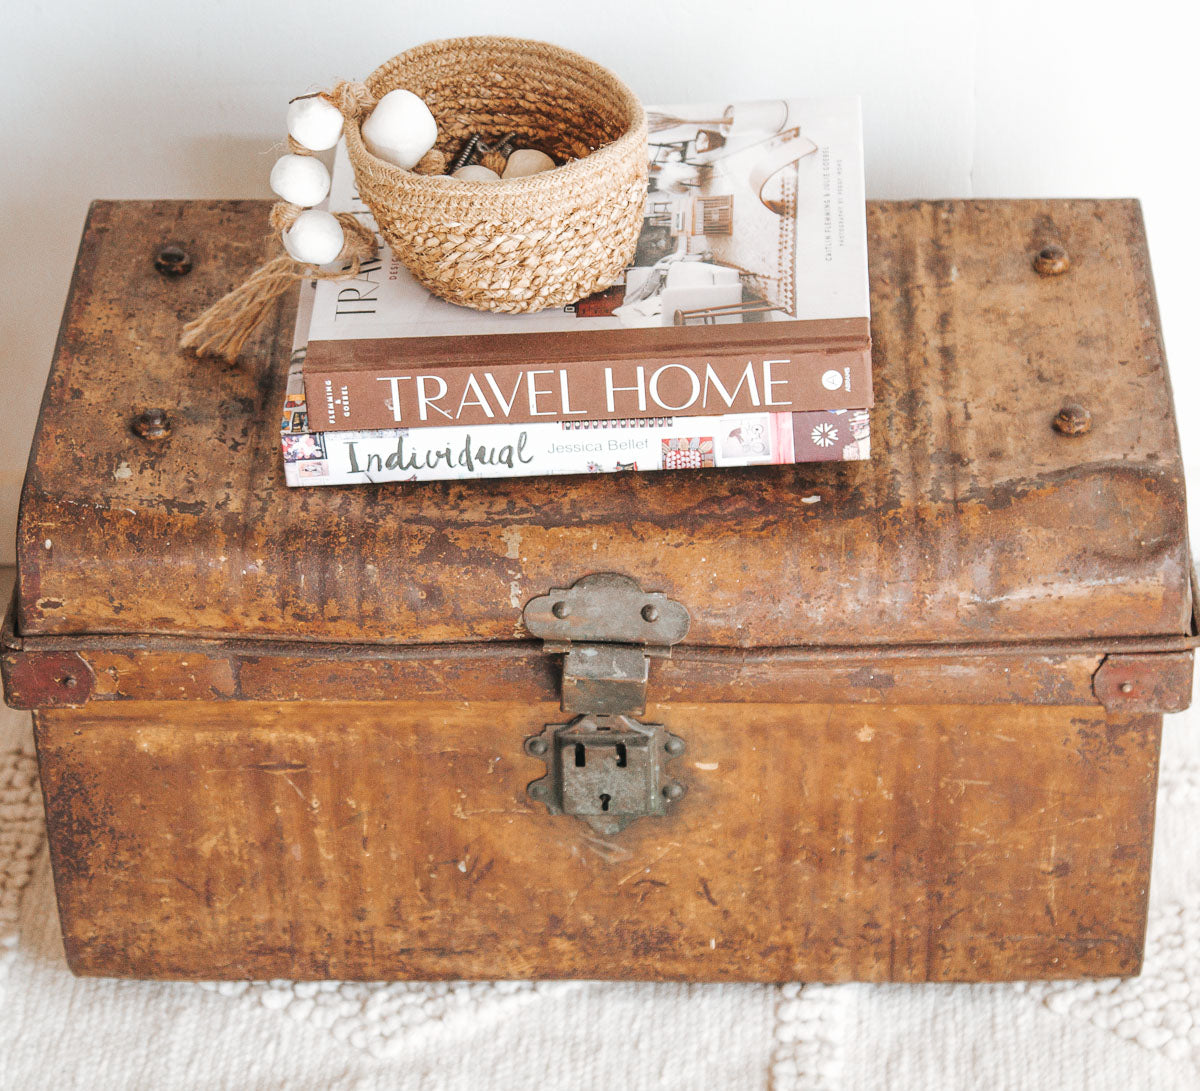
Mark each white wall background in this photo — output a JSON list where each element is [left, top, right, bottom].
[[2, 0, 1196, 564]]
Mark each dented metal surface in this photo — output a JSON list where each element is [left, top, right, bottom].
[[10, 199, 1193, 652], [524, 573, 691, 714], [523, 573, 691, 654]]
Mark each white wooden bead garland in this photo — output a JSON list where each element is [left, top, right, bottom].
[[272, 92, 355, 266], [180, 83, 380, 361], [181, 68, 577, 360]]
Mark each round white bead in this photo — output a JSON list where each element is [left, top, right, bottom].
[[502, 149, 556, 179], [452, 164, 501, 182], [269, 154, 331, 207], [362, 89, 438, 169], [286, 96, 344, 152], [282, 209, 344, 265]]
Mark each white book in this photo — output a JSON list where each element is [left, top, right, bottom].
[[310, 96, 870, 343]]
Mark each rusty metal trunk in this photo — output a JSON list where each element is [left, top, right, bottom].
[[1, 198, 1194, 982]]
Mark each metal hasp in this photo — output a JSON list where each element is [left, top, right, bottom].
[[522, 572, 691, 715], [522, 574, 691, 832]]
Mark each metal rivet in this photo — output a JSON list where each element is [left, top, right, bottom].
[[527, 737, 548, 755], [551, 601, 570, 619], [1119, 681, 1134, 694], [664, 737, 685, 755], [1053, 403, 1092, 436], [58, 674, 77, 689], [641, 604, 660, 623], [662, 782, 685, 801], [1033, 244, 1070, 277], [154, 243, 193, 277], [132, 408, 171, 440]]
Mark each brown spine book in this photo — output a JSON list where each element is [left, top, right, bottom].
[[303, 320, 872, 432]]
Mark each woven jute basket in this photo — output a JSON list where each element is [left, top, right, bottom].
[[342, 37, 648, 313]]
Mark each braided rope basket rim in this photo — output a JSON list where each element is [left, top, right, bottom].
[[343, 36, 649, 214]]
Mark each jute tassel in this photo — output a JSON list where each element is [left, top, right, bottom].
[[179, 208, 376, 361], [180, 81, 378, 363]]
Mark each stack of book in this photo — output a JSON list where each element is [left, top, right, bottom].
[[282, 97, 872, 486]]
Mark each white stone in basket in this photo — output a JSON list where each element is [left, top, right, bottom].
[[501, 149, 555, 179], [452, 165, 501, 182], [362, 89, 438, 170]]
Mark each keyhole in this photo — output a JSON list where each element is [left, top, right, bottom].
[[599, 793, 612, 812], [575, 743, 586, 767], [615, 743, 627, 767]]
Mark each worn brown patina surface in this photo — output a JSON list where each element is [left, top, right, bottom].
[[36, 700, 1160, 982], [3, 199, 1194, 982], [13, 199, 1191, 647]]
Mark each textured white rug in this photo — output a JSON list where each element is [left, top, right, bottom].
[[3, 685, 1200, 1089]]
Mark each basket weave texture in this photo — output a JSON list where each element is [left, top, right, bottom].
[[342, 37, 648, 313]]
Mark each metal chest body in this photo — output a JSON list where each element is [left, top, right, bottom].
[[2, 198, 1194, 982]]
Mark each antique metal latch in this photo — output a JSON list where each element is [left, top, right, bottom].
[[522, 573, 690, 834]]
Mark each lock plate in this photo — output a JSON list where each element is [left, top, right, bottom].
[[524, 714, 686, 835]]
